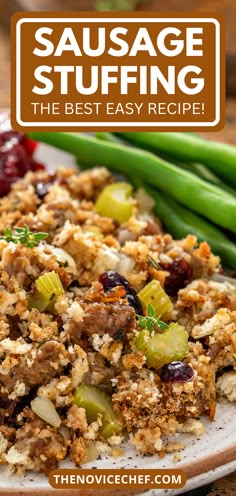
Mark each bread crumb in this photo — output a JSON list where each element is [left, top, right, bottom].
[[68, 301, 84, 323], [70, 438, 87, 466], [9, 381, 26, 400], [71, 345, 89, 388], [173, 452, 182, 463], [217, 370, 236, 402], [5, 446, 30, 465], [180, 419, 205, 436], [111, 447, 125, 457], [0, 433, 8, 455], [163, 442, 185, 453], [92, 333, 113, 352], [130, 427, 162, 454], [66, 405, 88, 432]]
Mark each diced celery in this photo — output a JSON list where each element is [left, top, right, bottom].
[[28, 289, 51, 312], [36, 271, 64, 296], [95, 182, 133, 223], [138, 280, 173, 317], [135, 323, 189, 369], [29, 271, 64, 311], [74, 384, 123, 439]]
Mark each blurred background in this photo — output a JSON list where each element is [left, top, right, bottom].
[[0, 0, 235, 142]]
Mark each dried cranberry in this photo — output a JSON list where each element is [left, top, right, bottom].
[[0, 113, 44, 197], [35, 182, 50, 199], [99, 270, 142, 314], [99, 271, 126, 291], [161, 258, 193, 296], [34, 174, 56, 200], [160, 361, 194, 383]]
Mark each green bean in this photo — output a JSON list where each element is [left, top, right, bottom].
[[145, 186, 236, 270], [95, 132, 126, 145], [97, 132, 231, 193], [116, 132, 236, 188], [183, 162, 236, 196], [28, 132, 236, 233], [185, 132, 202, 139], [108, 133, 236, 197], [155, 157, 236, 197]]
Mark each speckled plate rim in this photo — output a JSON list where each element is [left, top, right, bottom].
[[0, 446, 236, 496]]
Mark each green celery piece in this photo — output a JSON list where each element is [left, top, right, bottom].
[[95, 182, 133, 223], [136, 323, 189, 369], [74, 385, 123, 439], [138, 280, 173, 317]]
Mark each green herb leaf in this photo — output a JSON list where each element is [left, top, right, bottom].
[[33, 233, 49, 240], [4, 227, 13, 238], [147, 302, 155, 318], [0, 225, 48, 248], [147, 254, 161, 271], [137, 303, 169, 334], [158, 320, 169, 331]]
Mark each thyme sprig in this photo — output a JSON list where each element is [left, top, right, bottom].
[[0, 225, 48, 248], [146, 254, 161, 271], [137, 303, 169, 334]]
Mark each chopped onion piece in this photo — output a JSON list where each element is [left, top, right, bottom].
[[135, 188, 155, 212], [31, 396, 61, 427], [51, 247, 77, 275], [210, 272, 236, 287], [83, 441, 99, 464], [59, 425, 71, 440], [116, 253, 135, 274]]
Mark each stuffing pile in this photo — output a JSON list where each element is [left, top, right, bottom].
[[0, 166, 236, 474]]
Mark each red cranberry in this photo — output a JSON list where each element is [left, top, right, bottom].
[[161, 258, 193, 296], [99, 270, 142, 314], [0, 113, 44, 197], [160, 361, 194, 383]]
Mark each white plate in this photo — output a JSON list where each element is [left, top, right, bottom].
[[1, 143, 236, 495]]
